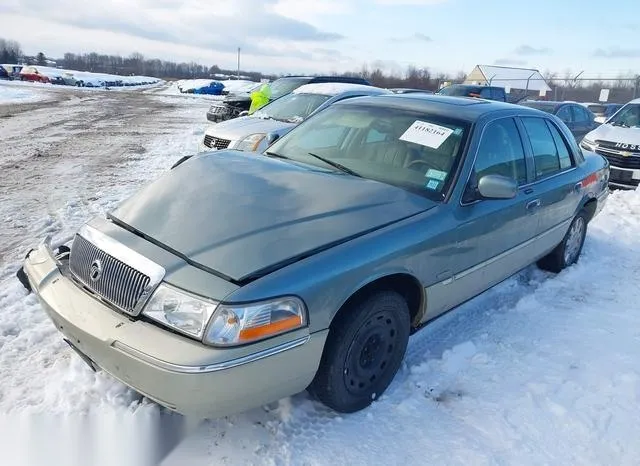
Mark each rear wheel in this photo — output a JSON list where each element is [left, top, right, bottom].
[[537, 209, 588, 273], [309, 290, 410, 413]]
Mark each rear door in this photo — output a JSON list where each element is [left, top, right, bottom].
[[518, 116, 582, 253]]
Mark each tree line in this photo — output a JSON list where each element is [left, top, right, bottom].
[[2, 37, 639, 102], [0, 38, 23, 64]]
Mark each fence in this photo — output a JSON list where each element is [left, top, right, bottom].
[[450, 76, 640, 104]]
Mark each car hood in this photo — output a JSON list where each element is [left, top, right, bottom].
[[109, 151, 435, 282], [204, 116, 295, 142], [587, 124, 640, 145]]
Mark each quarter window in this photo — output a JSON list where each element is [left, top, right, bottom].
[[546, 121, 574, 169], [474, 118, 527, 184], [521, 117, 572, 178]]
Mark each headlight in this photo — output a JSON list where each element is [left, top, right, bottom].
[[235, 133, 266, 152], [581, 138, 596, 150], [143, 284, 219, 339], [204, 296, 306, 346]]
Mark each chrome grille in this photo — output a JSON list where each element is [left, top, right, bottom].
[[203, 135, 231, 149], [595, 149, 640, 169], [69, 234, 150, 315]]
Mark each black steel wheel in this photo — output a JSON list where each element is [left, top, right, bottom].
[[309, 290, 410, 413]]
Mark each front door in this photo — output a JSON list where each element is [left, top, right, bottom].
[[428, 117, 540, 317]]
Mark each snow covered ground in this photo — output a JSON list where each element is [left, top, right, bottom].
[[0, 80, 53, 104], [1, 88, 640, 465]]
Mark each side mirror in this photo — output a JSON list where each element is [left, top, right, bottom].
[[477, 174, 517, 199], [266, 132, 280, 146], [238, 110, 249, 117]]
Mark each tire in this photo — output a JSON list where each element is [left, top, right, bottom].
[[309, 290, 410, 413], [537, 209, 588, 273]]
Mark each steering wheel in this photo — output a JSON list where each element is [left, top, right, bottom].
[[406, 159, 440, 172]]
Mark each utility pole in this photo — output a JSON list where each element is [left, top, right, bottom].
[[237, 47, 240, 80]]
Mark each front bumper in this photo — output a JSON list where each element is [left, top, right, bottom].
[[22, 241, 327, 419], [608, 165, 640, 189]]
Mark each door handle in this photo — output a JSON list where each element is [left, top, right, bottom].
[[526, 199, 541, 211], [573, 182, 582, 193]]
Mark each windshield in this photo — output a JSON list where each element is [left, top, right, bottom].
[[266, 104, 469, 201], [269, 78, 310, 100], [253, 93, 331, 123], [607, 103, 640, 128], [518, 102, 557, 114], [437, 85, 480, 97]]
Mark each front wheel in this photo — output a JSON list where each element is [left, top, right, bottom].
[[309, 290, 410, 413], [537, 210, 588, 273]]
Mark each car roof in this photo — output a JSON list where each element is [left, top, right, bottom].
[[292, 82, 386, 96], [333, 94, 544, 122], [627, 98, 640, 105]]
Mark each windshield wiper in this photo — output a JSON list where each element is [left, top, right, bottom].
[[265, 151, 290, 159], [307, 152, 361, 178], [611, 121, 629, 128]]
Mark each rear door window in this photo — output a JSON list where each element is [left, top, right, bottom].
[[571, 105, 591, 124]]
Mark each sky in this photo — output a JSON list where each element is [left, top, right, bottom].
[[1, 0, 640, 77]]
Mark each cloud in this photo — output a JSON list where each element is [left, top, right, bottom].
[[1, 0, 344, 56], [593, 47, 640, 58], [514, 45, 552, 56], [493, 58, 527, 66], [391, 32, 432, 42]]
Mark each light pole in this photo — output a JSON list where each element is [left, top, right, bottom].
[[237, 48, 240, 79]]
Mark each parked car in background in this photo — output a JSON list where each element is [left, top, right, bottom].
[[1, 64, 23, 79], [436, 84, 507, 102], [19, 94, 609, 420], [518, 101, 598, 142], [390, 88, 434, 94], [0, 66, 9, 80], [200, 82, 390, 153], [582, 102, 624, 124], [206, 75, 372, 123], [19, 66, 50, 83], [580, 98, 640, 190]]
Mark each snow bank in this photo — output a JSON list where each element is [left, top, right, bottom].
[[0, 81, 49, 104], [14, 64, 161, 87]]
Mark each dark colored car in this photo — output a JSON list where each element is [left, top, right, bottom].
[[206, 75, 372, 123], [518, 101, 598, 142], [0, 66, 9, 80], [437, 84, 507, 102]]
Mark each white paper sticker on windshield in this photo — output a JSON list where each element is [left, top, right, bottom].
[[399, 120, 454, 149], [426, 169, 447, 181]]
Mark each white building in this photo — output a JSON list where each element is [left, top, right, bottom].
[[464, 65, 551, 94]]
